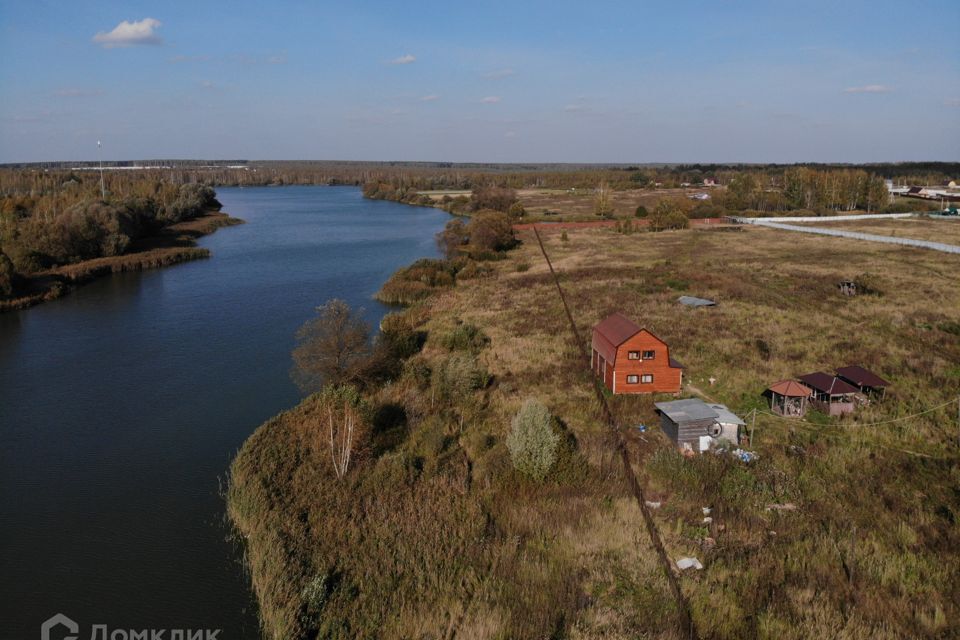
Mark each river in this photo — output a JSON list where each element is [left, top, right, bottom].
[[0, 186, 448, 638]]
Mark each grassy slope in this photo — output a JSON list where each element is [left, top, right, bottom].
[[230, 223, 960, 639]]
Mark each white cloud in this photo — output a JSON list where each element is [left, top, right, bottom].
[[505, 131, 516, 138], [481, 96, 501, 104], [266, 53, 287, 65], [93, 18, 163, 48], [945, 98, 960, 107], [420, 94, 440, 102], [843, 84, 892, 94], [483, 68, 514, 79], [563, 104, 583, 112], [200, 80, 215, 89], [389, 54, 416, 65]]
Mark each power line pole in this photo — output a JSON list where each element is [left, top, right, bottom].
[[98, 140, 105, 200], [750, 409, 756, 448]]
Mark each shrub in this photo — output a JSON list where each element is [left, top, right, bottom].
[[467, 211, 516, 254], [432, 354, 489, 405], [506, 399, 560, 481], [439, 322, 489, 354], [470, 186, 518, 212], [648, 200, 689, 231], [634, 205, 648, 218], [508, 201, 526, 218], [0, 251, 16, 297]]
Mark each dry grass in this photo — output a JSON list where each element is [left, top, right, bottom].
[[794, 216, 960, 245], [230, 221, 960, 639], [516, 187, 715, 221]]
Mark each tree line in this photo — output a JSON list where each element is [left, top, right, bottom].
[[0, 172, 221, 298]]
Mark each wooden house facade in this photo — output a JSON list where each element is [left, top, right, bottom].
[[591, 313, 684, 394]]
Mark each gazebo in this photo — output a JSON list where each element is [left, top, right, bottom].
[[765, 380, 813, 417]]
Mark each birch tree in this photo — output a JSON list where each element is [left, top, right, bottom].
[[313, 385, 369, 480]]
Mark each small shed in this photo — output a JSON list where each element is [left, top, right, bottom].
[[655, 398, 742, 452], [836, 365, 889, 398], [765, 380, 812, 417], [797, 372, 858, 416], [677, 295, 716, 307]]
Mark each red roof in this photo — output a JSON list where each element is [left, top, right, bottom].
[[592, 313, 641, 363], [593, 312, 641, 346], [836, 365, 889, 388], [767, 380, 813, 397], [797, 372, 858, 395]]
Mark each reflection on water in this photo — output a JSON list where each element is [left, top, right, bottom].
[[0, 186, 448, 638]]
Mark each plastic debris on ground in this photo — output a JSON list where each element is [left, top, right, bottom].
[[636, 423, 647, 432], [701, 507, 712, 515], [765, 503, 798, 512], [676, 557, 704, 571], [702, 516, 713, 524], [645, 500, 661, 509], [732, 448, 758, 463]]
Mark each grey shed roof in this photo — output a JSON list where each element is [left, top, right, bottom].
[[677, 295, 716, 307], [655, 398, 718, 423], [708, 403, 745, 426]]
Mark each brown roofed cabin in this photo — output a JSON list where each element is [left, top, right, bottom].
[[836, 365, 889, 398], [797, 372, 859, 416], [591, 313, 683, 394]]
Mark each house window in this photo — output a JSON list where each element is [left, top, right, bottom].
[[641, 374, 654, 384], [627, 351, 640, 360], [626, 375, 639, 384], [642, 350, 656, 360]]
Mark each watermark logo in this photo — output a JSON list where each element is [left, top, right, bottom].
[[41, 613, 79, 640], [40, 614, 221, 640]]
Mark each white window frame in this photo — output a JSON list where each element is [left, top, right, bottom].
[[642, 350, 656, 360], [641, 374, 654, 384], [626, 374, 639, 384], [627, 351, 640, 360]]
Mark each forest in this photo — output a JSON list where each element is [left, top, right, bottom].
[[0, 171, 221, 299]]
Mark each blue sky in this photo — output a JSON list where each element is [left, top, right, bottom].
[[1, 0, 958, 163]]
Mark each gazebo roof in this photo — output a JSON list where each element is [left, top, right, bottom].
[[767, 380, 813, 397]]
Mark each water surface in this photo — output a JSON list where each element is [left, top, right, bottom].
[[0, 186, 447, 638]]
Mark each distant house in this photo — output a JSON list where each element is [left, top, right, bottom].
[[591, 313, 684, 394], [765, 380, 813, 417], [703, 177, 717, 187], [797, 372, 858, 416], [655, 398, 743, 452], [836, 365, 889, 398]]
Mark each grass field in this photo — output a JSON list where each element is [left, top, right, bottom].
[[230, 222, 960, 639], [515, 187, 714, 220], [794, 216, 960, 245]]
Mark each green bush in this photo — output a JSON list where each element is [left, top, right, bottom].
[[506, 399, 560, 481], [439, 322, 489, 354]]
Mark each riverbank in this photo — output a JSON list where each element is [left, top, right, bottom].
[[228, 213, 960, 638], [0, 211, 244, 312]]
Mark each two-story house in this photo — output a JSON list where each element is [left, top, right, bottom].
[[591, 312, 684, 394]]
